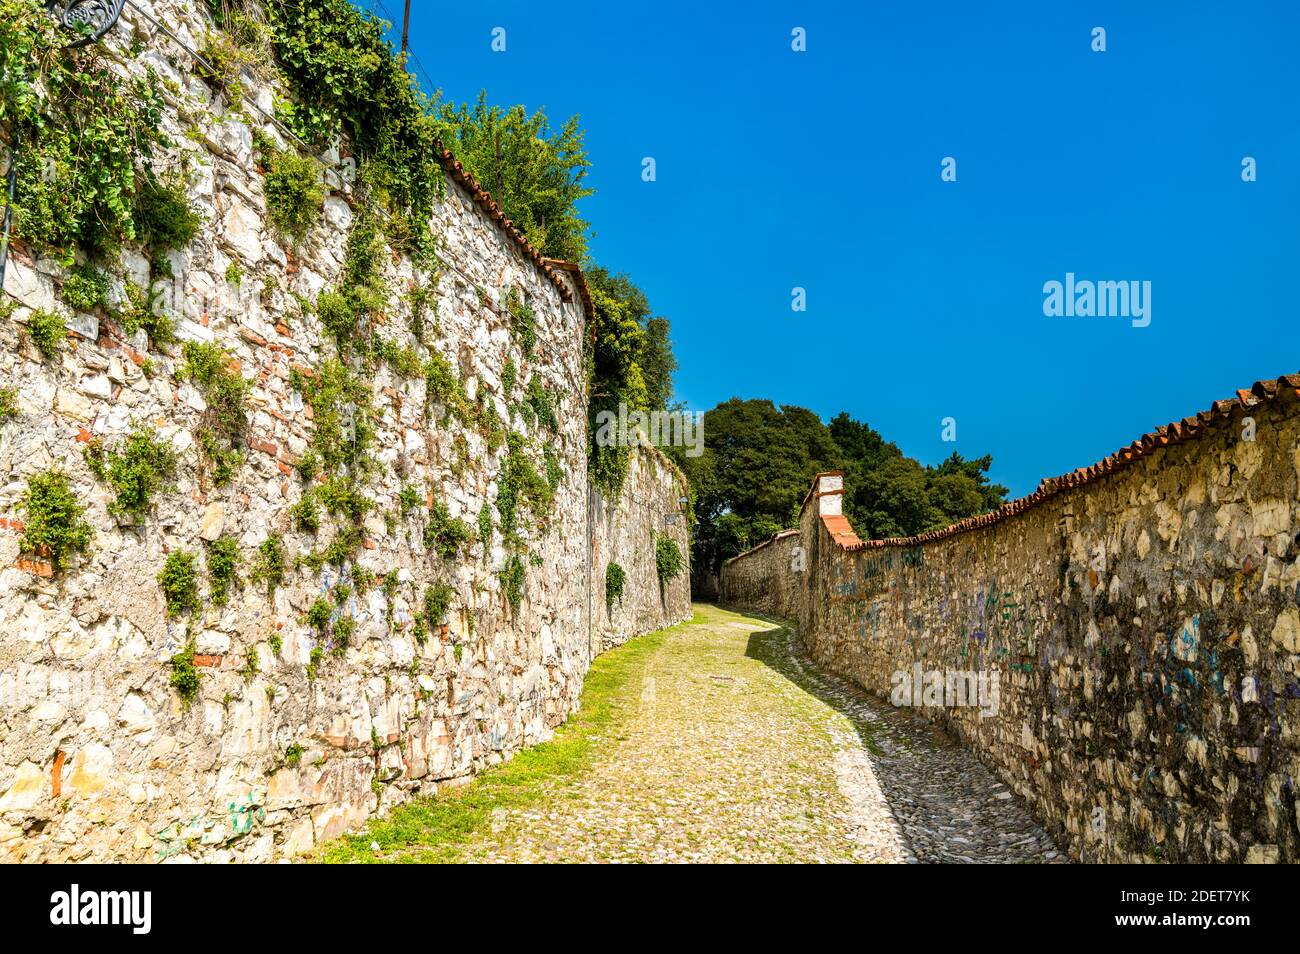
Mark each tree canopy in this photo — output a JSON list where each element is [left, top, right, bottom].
[[671, 400, 1009, 573]]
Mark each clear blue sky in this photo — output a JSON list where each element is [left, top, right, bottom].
[[385, 0, 1299, 497]]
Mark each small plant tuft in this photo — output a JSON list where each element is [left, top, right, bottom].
[[158, 551, 202, 617], [605, 562, 626, 609], [19, 471, 93, 571], [206, 536, 241, 606], [169, 641, 202, 705], [249, 536, 287, 596], [25, 309, 66, 359]]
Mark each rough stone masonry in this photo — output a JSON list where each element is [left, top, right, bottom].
[[721, 379, 1300, 863], [0, 0, 688, 862]]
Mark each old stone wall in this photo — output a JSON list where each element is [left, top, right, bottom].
[[0, 0, 685, 862], [591, 446, 692, 652], [721, 384, 1300, 863]]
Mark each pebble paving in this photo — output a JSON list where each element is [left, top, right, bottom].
[[458, 605, 1065, 864]]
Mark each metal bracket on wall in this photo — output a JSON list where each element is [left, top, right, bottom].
[[45, 0, 127, 48]]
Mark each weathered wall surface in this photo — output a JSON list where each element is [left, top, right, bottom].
[[0, 0, 683, 862], [591, 446, 691, 652], [721, 382, 1300, 863]]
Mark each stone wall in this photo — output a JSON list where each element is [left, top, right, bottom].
[[591, 446, 692, 652], [721, 380, 1300, 863], [0, 0, 686, 862]]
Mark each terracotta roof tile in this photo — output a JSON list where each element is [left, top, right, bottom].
[[721, 371, 1298, 566], [827, 370, 1300, 553], [432, 141, 587, 315]]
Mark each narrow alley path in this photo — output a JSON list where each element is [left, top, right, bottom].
[[325, 604, 1065, 863]]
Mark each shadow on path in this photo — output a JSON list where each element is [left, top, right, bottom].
[[739, 612, 1068, 864]]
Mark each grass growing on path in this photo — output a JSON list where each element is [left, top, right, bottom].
[[316, 616, 681, 863]]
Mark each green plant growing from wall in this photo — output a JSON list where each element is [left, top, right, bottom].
[[133, 174, 201, 272], [60, 265, 111, 312], [501, 553, 525, 614], [25, 309, 67, 359], [84, 424, 178, 521], [525, 376, 558, 432], [423, 351, 467, 422], [306, 596, 333, 635], [381, 570, 400, 624], [544, 446, 564, 493], [19, 471, 93, 571], [398, 483, 422, 516], [351, 564, 372, 594], [296, 448, 320, 482], [284, 743, 304, 766], [169, 641, 202, 706], [178, 341, 250, 486], [115, 281, 176, 346], [500, 357, 517, 397], [292, 494, 321, 533], [314, 212, 386, 352], [0, 387, 18, 424], [225, 261, 244, 286], [241, 647, 260, 679], [319, 474, 374, 522], [495, 433, 553, 539], [306, 646, 324, 681], [424, 501, 473, 560], [655, 534, 684, 583], [197, 26, 255, 104], [158, 551, 201, 617], [477, 504, 492, 549], [206, 536, 241, 606], [4, 3, 169, 262], [249, 536, 287, 596], [505, 288, 536, 356], [423, 581, 453, 631], [291, 360, 375, 473], [254, 130, 324, 243], [605, 562, 626, 609], [332, 615, 354, 656]]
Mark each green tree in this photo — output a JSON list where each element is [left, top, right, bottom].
[[674, 399, 842, 572]]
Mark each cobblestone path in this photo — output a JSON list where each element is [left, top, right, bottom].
[[330, 604, 1065, 863]]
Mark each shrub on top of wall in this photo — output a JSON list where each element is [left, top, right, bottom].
[[19, 470, 93, 571]]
